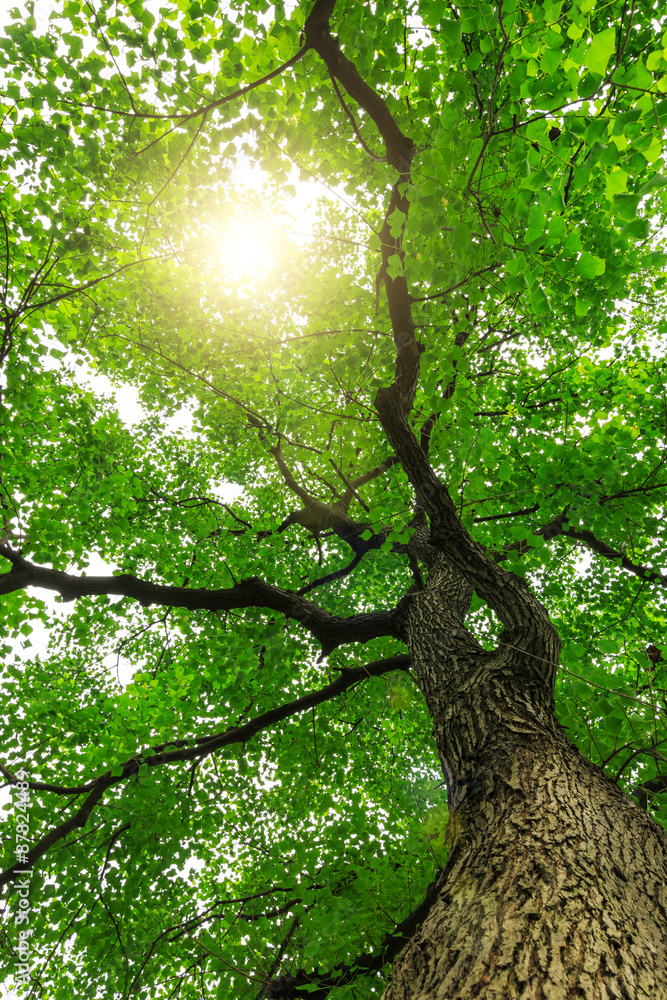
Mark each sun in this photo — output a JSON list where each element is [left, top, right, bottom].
[[221, 222, 274, 281]]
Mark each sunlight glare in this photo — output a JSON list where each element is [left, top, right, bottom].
[[221, 222, 274, 280]]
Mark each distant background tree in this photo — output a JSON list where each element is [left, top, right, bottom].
[[1, 0, 667, 997]]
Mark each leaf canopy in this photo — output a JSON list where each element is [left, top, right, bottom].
[[1, 0, 667, 997]]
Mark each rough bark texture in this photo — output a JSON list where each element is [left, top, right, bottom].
[[384, 554, 667, 999]]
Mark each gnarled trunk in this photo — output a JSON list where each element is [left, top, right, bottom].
[[386, 559, 667, 998]]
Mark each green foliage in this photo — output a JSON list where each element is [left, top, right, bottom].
[[1, 0, 667, 997]]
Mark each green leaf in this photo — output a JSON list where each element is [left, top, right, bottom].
[[637, 173, 667, 196], [562, 231, 583, 255], [452, 222, 470, 246], [387, 253, 403, 278], [440, 19, 462, 43], [530, 284, 550, 314], [388, 207, 407, 238], [646, 49, 667, 72], [621, 217, 650, 239], [613, 58, 653, 90], [584, 28, 616, 77], [613, 193, 641, 219], [598, 638, 621, 654], [575, 252, 606, 278]]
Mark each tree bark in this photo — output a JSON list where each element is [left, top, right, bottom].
[[385, 554, 667, 999]]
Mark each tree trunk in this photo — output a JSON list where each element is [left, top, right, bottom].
[[386, 558, 667, 999]]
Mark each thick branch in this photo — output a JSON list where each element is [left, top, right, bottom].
[[373, 393, 560, 666], [0, 546, 395, 653], [347, 455, 399, 496], [304, 1, 412, 170], [265, 443, 396, 555], [268, 442, 312, 504], [304, 0, 419, 413], [327, 70, 386, 162], [0, 655, 410, 887]]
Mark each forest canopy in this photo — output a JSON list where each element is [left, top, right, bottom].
[[1, 0, 667, 998]]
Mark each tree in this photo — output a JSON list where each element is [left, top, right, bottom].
[[1, 0, 667, 995]]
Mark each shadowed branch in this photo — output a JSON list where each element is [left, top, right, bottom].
[[0, 545, 397, 653]]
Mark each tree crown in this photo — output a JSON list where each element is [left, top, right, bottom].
[[1, 0, 667, 997]]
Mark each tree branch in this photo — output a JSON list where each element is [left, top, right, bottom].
[[0, 546, 396, 653], [0, 654, 410, 887], [305, 0, 419, 414], [491, 512, 666, 588], [306, 0, 558, 667], [271, 867, 445, 998], [348, 455, 399, 495], [630, 775, 667, 809], [327, 70, 387, 162], [57, 43, 309, 124], [264, 443, 390, 553], [304, 1, 412, 167], [562, 527, 665, 586], [297, 551, 365, 596], [268, 442, 313, 504], [373, 395, 561, 669]]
